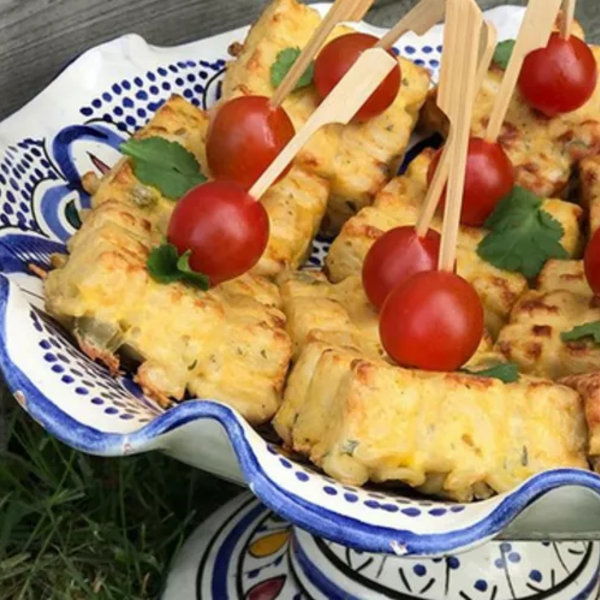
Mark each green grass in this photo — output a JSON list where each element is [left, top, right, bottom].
[[0, 400, 239, 600]]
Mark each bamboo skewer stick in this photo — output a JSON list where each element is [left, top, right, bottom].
[[375, 0, 446, 50], [415, 21, 496, 237], [561, 0, 576, 40], [250, 48, 397, 200], [485, 0, 563, 143], [269, 0, 374, 109], [475, 21, 498, 91], [438, 0, 483, 273]]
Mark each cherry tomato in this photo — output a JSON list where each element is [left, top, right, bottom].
[[427, 137, 515, 228], [362, 226, 441, 310], [585, 228, 600, 296], [519, 32, 598, 117], [314, 33, 401, 122], [168, 180, 269, 285], [206, 96, 295, 190], [379, 271, 484, 371]]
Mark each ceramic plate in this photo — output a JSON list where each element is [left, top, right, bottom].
[[2, 4, 600, 557]]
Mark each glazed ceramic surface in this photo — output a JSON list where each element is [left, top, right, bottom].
[[2, 4, 600, 557], [163, 492, 600, 599]]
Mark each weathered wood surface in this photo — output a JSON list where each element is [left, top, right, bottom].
[[1, 0, 599, 121]]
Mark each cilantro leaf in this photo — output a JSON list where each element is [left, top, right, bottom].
[[121, 138, 207, 201], [477, 186, 569, 278], [271, 47, 315, 90], [493, 40, 516, 70], [146, 244, 182, 284], [462, 363, 520, 384], [147, 243, 210, 290], [176, 251, 210, 288], [561, 321, 600, 344]]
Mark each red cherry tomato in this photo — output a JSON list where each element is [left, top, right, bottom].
[[427, 137, 515, 227], [168, 181, 269, 285], [206, 96, 295, 190], [519, 32, 598, 117], [379, 271, 484, 371], [585, 228, 600, 296], [314, 33, 401, 122], [362, 226, 441, 310]]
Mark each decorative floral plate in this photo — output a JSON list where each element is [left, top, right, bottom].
[[2, 4, 600, 559]]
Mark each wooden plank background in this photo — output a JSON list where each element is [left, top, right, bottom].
[[2, 0, 600, 121]]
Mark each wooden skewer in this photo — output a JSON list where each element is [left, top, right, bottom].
[[438, 0, 483, 273], [269, 0, 374, 109], [28, 264, 48, 280], [561, 0, 576, 40], [415, 21, 496, 237], [475, 21, 498, 93], [375, 0, 446, 50], [250, 48, 397, 200], [485, 0, 563, 143]]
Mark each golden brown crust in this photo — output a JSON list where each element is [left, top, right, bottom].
[[275, 336, 588, 501], [420, 42, 600, 199], [561, 372, 600, 465]]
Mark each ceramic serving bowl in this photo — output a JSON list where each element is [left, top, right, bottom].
[[2, 4, 600, 558]]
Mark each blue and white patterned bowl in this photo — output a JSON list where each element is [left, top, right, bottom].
[[2, 4, 600, 557]]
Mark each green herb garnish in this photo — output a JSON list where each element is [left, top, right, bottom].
[[462, 363, 520, 384], [146, 243, 210, 290], [493, 39, 516, 70], [121, 137, 207, 201], [271, 47, 315, 90], [561, 321, 600, 344], [340, 440, 360, 457], [477, 186, 568, 278]]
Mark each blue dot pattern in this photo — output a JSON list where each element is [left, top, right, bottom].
[[395, 44, 443, 78], [30, 308, 161, 423], [78, 59, 226, 135], [0, 139, 51, 233]]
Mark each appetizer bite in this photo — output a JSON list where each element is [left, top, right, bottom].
[[83, 95, 329, 278], [273, 271, 588, 501], [221, 0, 432, 233], [45, 199, 292, 421], [326, 150, 582, 336], [420, 15, 600, 200]]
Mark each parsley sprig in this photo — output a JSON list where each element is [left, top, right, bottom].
[[477, 186, 568, 278], [493, 40, 516, 70], [147, 243, 210, 290], [271, 48, 315, 90], [121, 137, 207, 201], [561, 321, 600, 344], [461, 363, 520, 383]]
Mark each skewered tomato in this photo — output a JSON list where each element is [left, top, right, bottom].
[[168, 181, 269, 285], [206, 96, 295, 190], [362, 226, 441, 310], [427, 137, 515, 227], [314, 33, 401, 122], [379, 271, 484, 371], [585, 228, 600, 296], [519, 32, 597, 117]]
